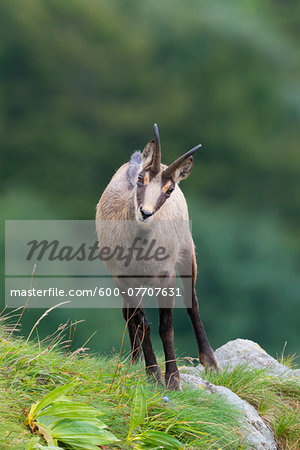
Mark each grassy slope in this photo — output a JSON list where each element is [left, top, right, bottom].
[[0, 322, 299, 449], [203, 364, 300, 449]]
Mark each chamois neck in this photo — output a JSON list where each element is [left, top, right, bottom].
[[115, 187, 136, 220]]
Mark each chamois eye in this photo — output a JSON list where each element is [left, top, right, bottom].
[[165, 187, 174, 197], [137, 175, 144, 185]]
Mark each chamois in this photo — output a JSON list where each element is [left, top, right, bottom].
[[96, 124, 218, 390]]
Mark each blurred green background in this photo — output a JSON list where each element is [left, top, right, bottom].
[[1, 0, 299, 359]]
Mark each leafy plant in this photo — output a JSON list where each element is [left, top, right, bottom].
[[126, 381, 183, 449], [127, 382, 147, 440], [25, 382, 119, 449], [130, 430, 183, 449]]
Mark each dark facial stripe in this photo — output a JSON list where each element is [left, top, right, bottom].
[[155, 191, 168, 212], [136, 183, 146, 207], [136, 169, 154, 208], [155, 178, 175, 212]]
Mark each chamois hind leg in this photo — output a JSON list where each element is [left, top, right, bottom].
[[179, 255, 219, 370], [157, 274, 180, 390], [115, 277, 143, 362], [122, 303, 144, 362]]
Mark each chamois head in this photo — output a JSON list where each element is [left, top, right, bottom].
[[134, 123, 201, 223]]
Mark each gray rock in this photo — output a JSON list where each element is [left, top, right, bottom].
[[180, 365, 204, 377], [180, 373, 277, 449], [212, 339, 299, 379], [293, 368, 300, 377]]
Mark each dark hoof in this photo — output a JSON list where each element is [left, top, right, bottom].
[[199, 350, 220, 372], [165, 371, 181, 391]]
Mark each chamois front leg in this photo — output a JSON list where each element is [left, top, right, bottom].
[[132, 308, 162, 384], [158, 307, 180, 390], [116, 278, 162, 383], [157, 273, 180, 390]]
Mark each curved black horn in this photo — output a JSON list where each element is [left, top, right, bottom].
[[151, 123, 161, 173], [163, 144, 202, 178]]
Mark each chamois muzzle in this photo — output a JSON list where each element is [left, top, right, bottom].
[[140, 207, 153, 221]]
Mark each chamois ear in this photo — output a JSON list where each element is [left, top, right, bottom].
[[171, 156, 194, 183], [163, 144, 200, 182], [141, 140, 155, 169]]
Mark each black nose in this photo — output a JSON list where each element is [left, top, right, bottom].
[[140, 207, 153, 220]]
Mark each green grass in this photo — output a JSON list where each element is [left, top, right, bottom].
[[0, 316, 299, 449], [277, 342, 299, 369], [0, 319, 243, 449]]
